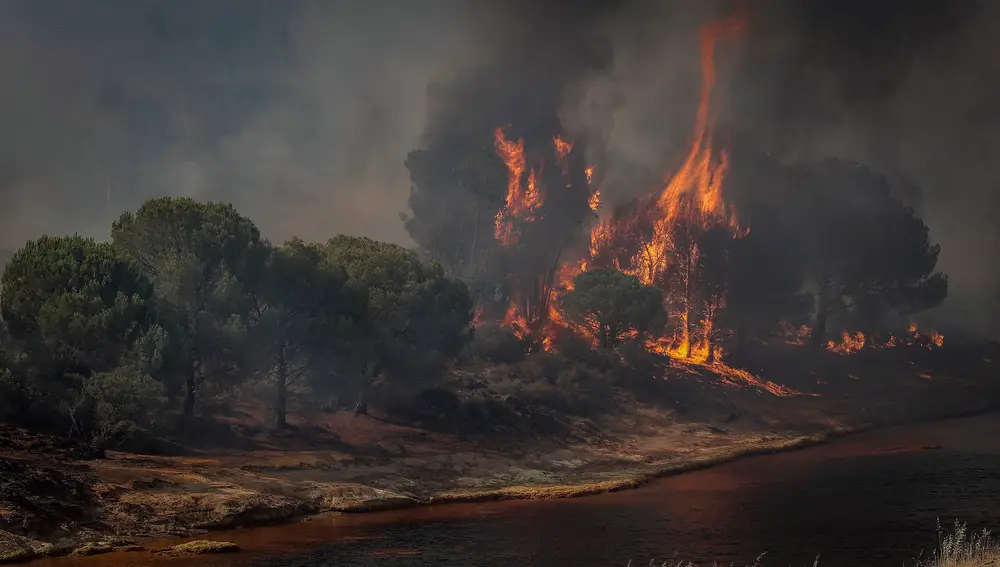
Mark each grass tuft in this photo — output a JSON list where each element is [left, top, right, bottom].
[[918, 520, 1000, 567]]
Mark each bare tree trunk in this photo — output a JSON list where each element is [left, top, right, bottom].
[[810, 278, 830, 348], [183, 365, 197, 417], [274, 355, 288, 429], [354, 364, 382, 417]]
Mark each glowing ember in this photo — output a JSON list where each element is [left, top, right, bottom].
[[827, 331, 866, 355], [553, 135, 572, 162], [825, 323, 945, 355], [780, 321, 812, 345], [588, 189, 601, 213]]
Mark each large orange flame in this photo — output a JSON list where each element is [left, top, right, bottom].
[[488, 9, 798, 398], [494, 127, 544, 247]]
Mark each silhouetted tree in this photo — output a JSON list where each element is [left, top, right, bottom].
[[789, 160, 948, 346], [249, 239, 358, 428], [560, 268, 665, 349], [324, 235, 474, 415]]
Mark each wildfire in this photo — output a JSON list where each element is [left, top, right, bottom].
[[580, 8, 749, 365], [825, 323, 945, 355], [494, 127, 544, 246], [554, 135, 573, 163], [827, 331, 866, 355], [486, 9, 798, 398], [780, 321, 812, 345]]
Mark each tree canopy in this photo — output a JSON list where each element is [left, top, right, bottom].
[[323, 235, 474, 411], [787, 159, 948, 345], [111, 197, 268, 415], [250, 238, 358, 427], [0, 235, 154, 379], [559, 268, 665, 349]]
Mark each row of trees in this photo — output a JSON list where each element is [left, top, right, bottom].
[[0, 198, 475, 444]]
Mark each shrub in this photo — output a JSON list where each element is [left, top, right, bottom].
[[466, 324, 527, 364], [83, 368, 167, 447]]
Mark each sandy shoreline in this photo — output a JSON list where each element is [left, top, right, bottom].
[[6, 397, 998, 565]]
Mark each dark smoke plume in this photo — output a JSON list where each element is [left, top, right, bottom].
[[597, 0, 999, 337]]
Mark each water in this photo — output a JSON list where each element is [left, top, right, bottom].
[[44, 413, 1000, 567]]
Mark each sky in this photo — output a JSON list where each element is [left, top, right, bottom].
[[1, 0, 998, 334]]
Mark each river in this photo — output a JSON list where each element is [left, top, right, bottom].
[[43, 412, 1000, 567]]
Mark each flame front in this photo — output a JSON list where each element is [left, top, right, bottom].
[[494, 127, 544, 246], [486, 9, 801, 397], [586, 9, 749, 364], [825, 323, 945, 355]]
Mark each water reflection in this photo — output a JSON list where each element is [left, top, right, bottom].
[[37, 414, 1000, 567]]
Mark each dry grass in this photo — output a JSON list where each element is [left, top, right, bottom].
[[628, 523, 1000, 567], [431, 478, 646, 504], [917, 521, 1000, 567], [152, 540, 240, 556]]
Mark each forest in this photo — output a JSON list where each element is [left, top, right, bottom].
[[0, 146, 948, 451]]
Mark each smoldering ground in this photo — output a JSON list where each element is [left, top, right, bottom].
[[0, 0, 998, 335]]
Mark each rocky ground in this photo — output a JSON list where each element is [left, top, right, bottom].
[[1, 343, 997, 563]]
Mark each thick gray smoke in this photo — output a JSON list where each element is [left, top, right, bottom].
[[2, 0, 997, 335], [0, 0, 478, 247], [591, 0, 999, 336]]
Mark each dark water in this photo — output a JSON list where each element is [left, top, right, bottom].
[[45, 413, 1000, 567]]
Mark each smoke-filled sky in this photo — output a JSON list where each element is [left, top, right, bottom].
[[1, 0, 998, 334]]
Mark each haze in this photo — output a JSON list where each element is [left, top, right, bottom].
[[1, 0, 997, 335]]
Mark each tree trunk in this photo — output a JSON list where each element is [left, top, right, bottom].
[[274, 359, 288, 429], [354, 364, 381, 417], [810, 278, 830, 348], [183, 366, 196, 417]]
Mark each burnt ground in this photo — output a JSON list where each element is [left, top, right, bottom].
[[0, 343, 997, 562]]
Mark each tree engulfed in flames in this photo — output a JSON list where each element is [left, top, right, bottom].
[[493, 127, 600, 347], [486, 9, 802, 397], [588, 9, 748, 364], [494, 128, 543, 247]]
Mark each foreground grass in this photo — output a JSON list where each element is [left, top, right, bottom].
[[918, 521, 1000, 567], [630, 522, 1000, 567]]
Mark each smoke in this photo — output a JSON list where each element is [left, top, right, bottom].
[[589, 0, 999, 336], [3, 0, 998, 335], [0, 0, 479, 248]]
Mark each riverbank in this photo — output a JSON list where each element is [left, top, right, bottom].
[[2, 347, 998, 564]]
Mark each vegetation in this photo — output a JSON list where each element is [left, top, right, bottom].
[[0, 149, 953, 449], [0, 198, 475, 445], [626, 522, 1000, 567], [560, 268, 665, 349]]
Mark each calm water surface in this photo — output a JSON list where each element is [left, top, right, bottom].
[[44, 413, 1000, 567]]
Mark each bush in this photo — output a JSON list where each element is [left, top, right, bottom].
[[83, 368, 167, 447], [485, 353, 615, 417], [466, 324, 527, 364]]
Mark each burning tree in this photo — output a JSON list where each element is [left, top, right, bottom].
[[584, 10, 749, 364], [492, 126, 600, 347], [786, 159, 949, 347]]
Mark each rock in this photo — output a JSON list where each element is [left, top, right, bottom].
[[115, 545, 145, 553], [70, 542, 116, 556], [0, 531, 53, 564], [154, 540, 240, 556], [192, 491, 315, 530], [302, 482, 419, 512], [69, 536, 141, 556]]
